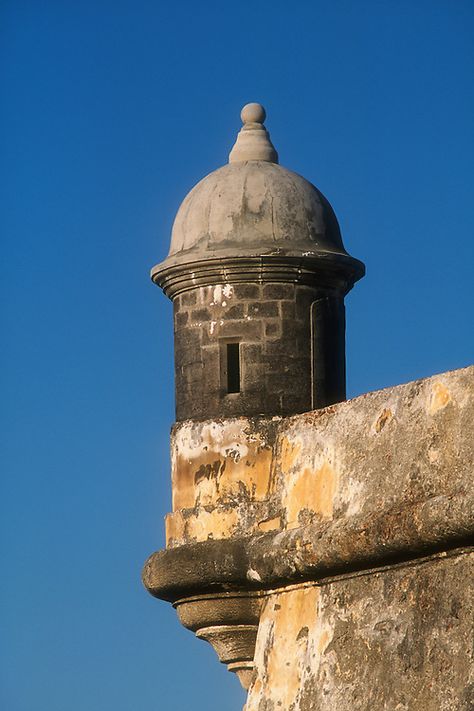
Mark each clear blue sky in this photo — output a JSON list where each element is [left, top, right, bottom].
[[1, 2, 473, 709]]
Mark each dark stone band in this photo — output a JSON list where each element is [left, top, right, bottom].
[[151, 253, 365, 299]]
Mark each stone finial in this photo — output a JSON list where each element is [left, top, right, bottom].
[[229, 102, 279, 164]]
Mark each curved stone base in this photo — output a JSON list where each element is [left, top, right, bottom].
[[173, 591, 263, 689]]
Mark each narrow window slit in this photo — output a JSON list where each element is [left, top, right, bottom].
[[226, 343, 240, 393]]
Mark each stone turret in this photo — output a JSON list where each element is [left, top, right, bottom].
[[151, 103, 365, 421], [144, 105, 474, 705]]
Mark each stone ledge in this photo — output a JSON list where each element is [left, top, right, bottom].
[[143, 489, 474, 603]]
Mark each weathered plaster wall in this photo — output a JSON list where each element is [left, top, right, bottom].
[[165, 365, 473, 549], [246, 550, 474, 711], [145, 364, 474, 708]]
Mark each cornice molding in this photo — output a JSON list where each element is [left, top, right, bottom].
[[151, 253, 365, 299]]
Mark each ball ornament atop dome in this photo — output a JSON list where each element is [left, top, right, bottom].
[[241, 102, 266, 125]]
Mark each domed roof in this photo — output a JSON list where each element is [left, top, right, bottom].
[[167, 160, 345, 263], [152, 103, 364, 296]]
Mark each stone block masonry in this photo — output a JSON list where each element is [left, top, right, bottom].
[[173, 282, 345, 421], [173, 282, 313, 420]]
